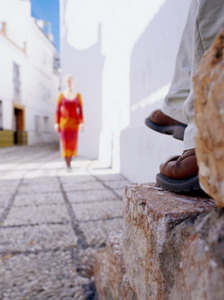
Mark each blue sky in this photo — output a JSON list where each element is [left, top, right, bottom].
[[31, 0, 60, 51]]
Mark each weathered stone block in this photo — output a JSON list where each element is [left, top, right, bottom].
[[123, 183, 224, 300], [194, 30, 224, 207], [94, 231, 137, 300]]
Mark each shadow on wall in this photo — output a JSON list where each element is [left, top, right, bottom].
[[61, 8, 105, 159], [120, 0, 191, 183], [129, 0, 191, 125]]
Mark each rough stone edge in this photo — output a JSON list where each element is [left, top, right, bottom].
[[94, 231, 137, 300], [123, 183, 216, 300], [194, 29, 224, 207]]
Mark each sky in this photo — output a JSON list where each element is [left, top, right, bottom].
[[31, 0, 60, 51]]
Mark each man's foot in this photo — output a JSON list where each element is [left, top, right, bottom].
[[145, 110, 187, 140], [156, 149, 201, 193], [66, 165, 72, 172]]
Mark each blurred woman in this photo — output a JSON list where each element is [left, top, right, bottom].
[[55, 75, 84, 170]]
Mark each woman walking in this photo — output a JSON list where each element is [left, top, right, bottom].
[[55, 75, 84, 170]]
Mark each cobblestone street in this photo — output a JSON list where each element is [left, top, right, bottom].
[[0, 144, 129, 300]]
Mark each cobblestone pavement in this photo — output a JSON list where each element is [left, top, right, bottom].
[[0, 144, 129, 300]]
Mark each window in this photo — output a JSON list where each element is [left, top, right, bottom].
[[35, 115, 40, 133], [47, 89, 51, 101], [41, 85, 50, 102], [53, 53, 60, 70], [35, 116, 51, 133], [0, 22, 7, 34], [43, 51, 47, 65], [13, 63, 21, 101], [0, 101, 2, 130], [44, 116, 50, 132]]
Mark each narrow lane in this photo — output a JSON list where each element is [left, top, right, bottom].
[[0, 144, 129, 300]]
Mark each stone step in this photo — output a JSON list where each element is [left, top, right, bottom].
[[94, 231, 137, 300], [123, 183, 224, 300]]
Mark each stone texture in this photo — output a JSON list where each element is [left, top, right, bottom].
[[59, 175, 95, 184], [22, 177, 59, 186], [62, 181, 105, 192], [104, 180, 130, 190], [95, 174, 126, 181], [67, 189, 118, 203], [0, 224, 77, 252], [72, 200, 123, 222], [169, 208, 224, 300], [18, 183, 60, 194], [123, 183, 223, 300], [80, 218, 123, 246], [0, 195, 12, 208], [0, 208, 4, 219], [114, 188, 125, 198], [0, 251, 90, 300], [0, 143, 126, 299], [94, 231, 137, 300], [194, 30, 224, 207], [13, 192, 65, 207], [4, 204, 69, 226]]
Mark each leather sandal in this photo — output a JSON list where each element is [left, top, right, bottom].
[[145, 110, 187, 140]]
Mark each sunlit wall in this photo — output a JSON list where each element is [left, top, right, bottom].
[[60, 0, 191, 181]]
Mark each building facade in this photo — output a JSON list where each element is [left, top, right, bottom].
[[0, 0, 59, 148], [60, 0, 191, 182]]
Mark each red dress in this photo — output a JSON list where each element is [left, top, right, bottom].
[[55, 93, 84, 157]]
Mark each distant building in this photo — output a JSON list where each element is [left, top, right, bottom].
[[0, 0, 60, 148]]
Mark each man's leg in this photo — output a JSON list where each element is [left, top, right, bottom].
[[147, 0, 224, 146], [145, 0, 196, 141], [157, 0, 224, 192], [162, 0, 196, 125], [183, 0, 224, 150]]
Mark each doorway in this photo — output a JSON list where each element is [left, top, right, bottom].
[[13, 105, 26, 145]]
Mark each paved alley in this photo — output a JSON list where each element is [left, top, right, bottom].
[[0, 144, 129, 300]]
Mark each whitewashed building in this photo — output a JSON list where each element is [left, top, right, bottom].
[[60, 0, 191, 183], [0, 0, 59, 147]]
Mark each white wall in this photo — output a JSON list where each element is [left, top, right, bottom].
[[121, 0, 191, 182], [60, 0, 191, 182], [24, 22, 59, 144], [0, 33, 27, 129], [60, 0, 104, 159]]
